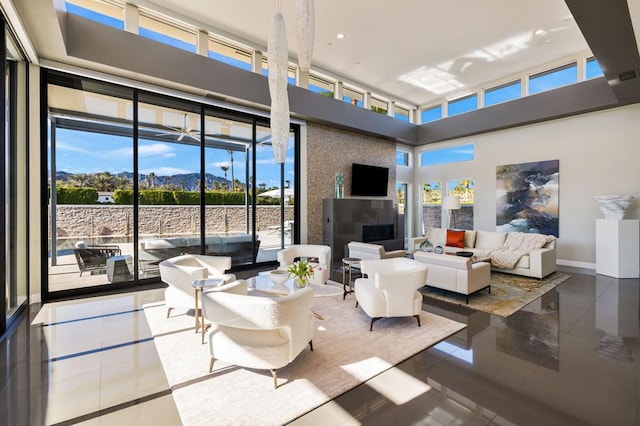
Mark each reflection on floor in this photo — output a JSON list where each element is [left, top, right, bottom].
[[1, 267, 639, 425]]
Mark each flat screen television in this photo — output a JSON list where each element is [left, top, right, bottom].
[[351, 163, 389, 196]]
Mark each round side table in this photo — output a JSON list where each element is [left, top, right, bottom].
[[341, 257, 361, 300], [192, 278, 224, 344]]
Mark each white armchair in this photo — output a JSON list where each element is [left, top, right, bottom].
[[277, 244, 331, 285], [201, 281, 315, 389], [159, 254, 236, 318], [347, 241, 406, 261], [355, 258, 427, 331]]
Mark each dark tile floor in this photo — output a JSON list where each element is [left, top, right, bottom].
[[1, 267, 638, 425]]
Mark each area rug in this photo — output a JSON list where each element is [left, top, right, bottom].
[[420, 271, 572, 317], [143, 288, 466, 426]]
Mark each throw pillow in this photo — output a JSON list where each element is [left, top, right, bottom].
[[446, 229, 465, 248]]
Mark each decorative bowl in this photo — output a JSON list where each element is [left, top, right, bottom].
[[456, 251, 474, 258], [269, 270, 290, 285]]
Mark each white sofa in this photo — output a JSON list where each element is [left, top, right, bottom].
[[347, 241, 406, 261], [201, 280, 315, 389], [277, 244, 331, 285], [354, 258, 427, 331], [159, 254, 236, 318], [413, 251, 491, 303], [409, 228, 556, 279]]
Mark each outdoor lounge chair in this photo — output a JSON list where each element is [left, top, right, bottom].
[[73, 242, 121, 276]]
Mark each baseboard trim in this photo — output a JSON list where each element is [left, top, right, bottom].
[[557, 259, 596, 270]]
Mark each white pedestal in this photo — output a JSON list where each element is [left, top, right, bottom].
[[596, 219, 640, 278]]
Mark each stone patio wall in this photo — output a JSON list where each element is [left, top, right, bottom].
[[51, 205, 294, 238]]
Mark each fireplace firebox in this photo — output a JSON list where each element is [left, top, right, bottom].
[[362, 224, 395, 243]]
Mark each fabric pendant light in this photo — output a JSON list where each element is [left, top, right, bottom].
[[267, 7, 290, 163], [295, 0, 315, 72]]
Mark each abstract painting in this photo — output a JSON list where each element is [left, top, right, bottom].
[[496, 159, 559, 237]]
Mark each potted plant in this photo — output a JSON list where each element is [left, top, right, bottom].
[[287, 260, 315, 288]]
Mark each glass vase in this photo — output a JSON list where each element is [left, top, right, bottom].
[[294, 277, 308, 288], [335, 172, 344, 199]]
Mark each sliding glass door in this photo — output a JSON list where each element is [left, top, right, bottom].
[[1, 20, 28, 335], [44, 70, 299, 299]]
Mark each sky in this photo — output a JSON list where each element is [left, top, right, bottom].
[[54, 128, 295, 189]]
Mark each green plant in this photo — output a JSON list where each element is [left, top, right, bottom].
[[287, 260, 315, 282], [56, 186, 98, 204]]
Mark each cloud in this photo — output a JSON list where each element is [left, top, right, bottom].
[[140, 166, 193, 175], [56, 142, 91, 154], [139, 143, 176, 158], [256, 157, 293, 165], [107, 143, 176, 159]]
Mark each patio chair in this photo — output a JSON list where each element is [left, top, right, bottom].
[[73, 241, 122, 276]]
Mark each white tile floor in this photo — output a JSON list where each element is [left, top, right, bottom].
[[27, 289, 182, 425], [2, 268, 639, 425]]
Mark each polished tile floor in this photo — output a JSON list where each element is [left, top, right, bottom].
[[1, 267, 638, 425]]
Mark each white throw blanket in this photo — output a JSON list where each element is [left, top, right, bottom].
[[490, 232, 555, 269]]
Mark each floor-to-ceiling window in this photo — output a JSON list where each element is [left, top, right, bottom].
[[395, 182, 408, 247], [1, 19, 28, 335], [46, 73, 135, 294], [44, 70, 299, 299]]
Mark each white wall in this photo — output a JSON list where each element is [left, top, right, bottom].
[[413, 103, 640, 267]]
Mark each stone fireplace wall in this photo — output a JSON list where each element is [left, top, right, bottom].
[[306, 123, 397, 244]]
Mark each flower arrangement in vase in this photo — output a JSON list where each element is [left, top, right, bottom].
[[287, 260, 315, 288]]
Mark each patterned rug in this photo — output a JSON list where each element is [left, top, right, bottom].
[[420, 271, 572, 317]]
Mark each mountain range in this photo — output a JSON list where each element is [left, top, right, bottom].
[[55, 171, 231, 191]]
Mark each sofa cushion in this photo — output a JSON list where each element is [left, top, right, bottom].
[[427, 228, 447, 246], [464, 231, 477, 248], [475, 231, 506, 249], [141, 238, 183, 250], [446, 230, 465, 248]]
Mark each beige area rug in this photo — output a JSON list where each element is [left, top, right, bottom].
[[420, 271, 572, 317], [144, 286, 466, 426]]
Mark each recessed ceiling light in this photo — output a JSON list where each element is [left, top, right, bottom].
[[544, 39, 552, 45], [336, 33, 345, 39], [535, 29, 545, 36]]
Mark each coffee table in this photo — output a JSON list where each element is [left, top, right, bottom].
[[247, 273, 342, 320], [445, 251, 490, 264], [247, 273, 342, 297]]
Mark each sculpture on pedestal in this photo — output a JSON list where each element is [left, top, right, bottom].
[[594, 195, 634, 220]]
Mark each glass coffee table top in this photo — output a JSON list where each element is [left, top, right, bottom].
[[248, 273, 342, 297]]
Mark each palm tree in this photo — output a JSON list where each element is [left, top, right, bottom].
[[220, 164, 229, 191], [147, 172, 156, 189], [91, 171, 115, 191], [70, 173, 91, 188], [163, 175, 171, 188], [114, 175, 131, 190], [227, 150, 235, 192]]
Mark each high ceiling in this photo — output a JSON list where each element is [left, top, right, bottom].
[[146, 0, 592, 106]]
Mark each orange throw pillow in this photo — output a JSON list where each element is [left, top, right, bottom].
[[446, 229, 465, 248]]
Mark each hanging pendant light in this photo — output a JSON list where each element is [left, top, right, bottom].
[[295, 0, 315, 72], [268, 5, 290, 163]]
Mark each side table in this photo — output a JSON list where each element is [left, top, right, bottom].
[[341, 257, 361, 300], [192, 278, 224, 344]]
